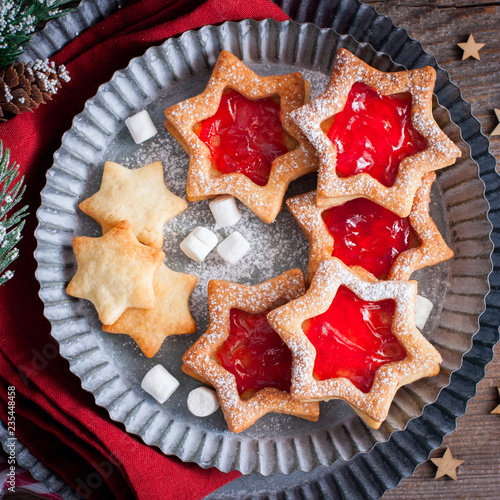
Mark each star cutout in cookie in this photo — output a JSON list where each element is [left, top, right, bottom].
[[66, 220, 165, 325], [490, 387, 500, 414], [103, 264, 198, 358], [491, 109, 500, 136], [267, 257, 442, 429], [458, 35, 485, 60], [290, 48, 461, 217], [182, 269, 319, 433], [286, 171, 453, 284], [79, 161, 187, 248], [431, 448, 464, 480], [164, 50, 318, 223]]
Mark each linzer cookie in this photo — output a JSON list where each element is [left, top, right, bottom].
[[103, 264, 198, 358], [290, 48, 461, 217], [287, 172, 453, 283], [267, 257, 442, 429], [164, 50, 318, 223], [182, 269, 319, 433], [79, 161, 187, 249], [66, 220, 165, 325]]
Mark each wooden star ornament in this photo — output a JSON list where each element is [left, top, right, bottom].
[[458, 35, 485, 60], [79, 161, 187, 249], [491, 109, 500, 137], [490, 387, 500, 414], [290, 48, 461, 218], [164, 50, 318, 223], [431, 448, 464, 480]]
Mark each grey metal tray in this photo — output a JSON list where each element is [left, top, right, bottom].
[[34, 16, 491, 480]]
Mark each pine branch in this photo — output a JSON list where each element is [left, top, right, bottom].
[[0, 0, 76, 69], [0, 139, 28, 285]]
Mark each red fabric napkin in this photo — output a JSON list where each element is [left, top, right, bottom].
[[0, 1, 289, 498]]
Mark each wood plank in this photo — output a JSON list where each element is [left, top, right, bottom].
[[359, 1, 500, 497]]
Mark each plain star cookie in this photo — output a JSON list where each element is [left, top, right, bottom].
[[182, 269, 319, 433], [290, 48, 461, 217], [103, 264, 198, 358], [79, 161, 187, 248], [267, 257, 442, 429], [164, 50, 318, 223], [66, 220, 165, 325]]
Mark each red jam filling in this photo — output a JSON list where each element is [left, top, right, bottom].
[[216, 308, 292, 396], [198, 90, 289, 186], [304, 286, 406, 393], [327, 82, 427, 187], [322, 197, 417, 278]]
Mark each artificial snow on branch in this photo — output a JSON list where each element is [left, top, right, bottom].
[[0, 140, 28, 285], [0, 0, 75, 69]]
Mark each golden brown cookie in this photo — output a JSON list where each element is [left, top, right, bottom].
[[290, 48, 461, 217], [79, 161, 187, 248], [66, 220, 165, 325], [164, 50, 318, 223], [103, 264, 198, 358], [267, 257, 442, 429], [286, 172, 453, 283], [182, 269, 319, 433]]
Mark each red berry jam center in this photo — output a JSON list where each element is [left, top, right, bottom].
[[322, 197, 417, 278], [198, 90, 289, 186], [216, 308, 292, 396], [304, 286, 406, 393], [327, 82, 427, 187]]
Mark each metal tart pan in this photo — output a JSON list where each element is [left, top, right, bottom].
[[33, 19, 492, 485]]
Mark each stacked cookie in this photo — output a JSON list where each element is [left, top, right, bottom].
[[66, 161, 198, 358], [174, 50, 460, 431]]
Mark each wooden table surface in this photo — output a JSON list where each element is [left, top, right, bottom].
[[361, 1, 500, 498]]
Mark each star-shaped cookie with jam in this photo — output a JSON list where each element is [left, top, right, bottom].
[[287, 171, 453, 284], [79, 161, 187, 248], [164, 50, 318, 224], [66, 220, 165, 325], [103, 264, 198, 358], [290, 48, 461, 217], [267, 257, 442, 429], [182, 269, 319, 433]]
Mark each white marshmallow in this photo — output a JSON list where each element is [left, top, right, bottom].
[[125, 110, 158, 144], [187, 387, 220, 417], [141, 364, 179, 404], [180, 226, 218, 262], [415, 295, 433, 330], [209, 195, 242, 228], [217, 231, 250, 265]]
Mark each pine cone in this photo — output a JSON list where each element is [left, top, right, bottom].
[[0, 59, 71, 122]]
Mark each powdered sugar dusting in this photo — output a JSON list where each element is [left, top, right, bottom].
[[291, 49, 461, 218], [122, 132, 311, 335], [267, 257, 441, 424]]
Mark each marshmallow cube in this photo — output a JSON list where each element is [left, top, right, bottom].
[[187, 387, 220, 417], [180, 226, 218, 262], [209, 195, 242, 228], [141, 364, 179, 404], [415, 295, 433, 330], [125, 110, 158, 144], [217, 231, 250, 265]]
